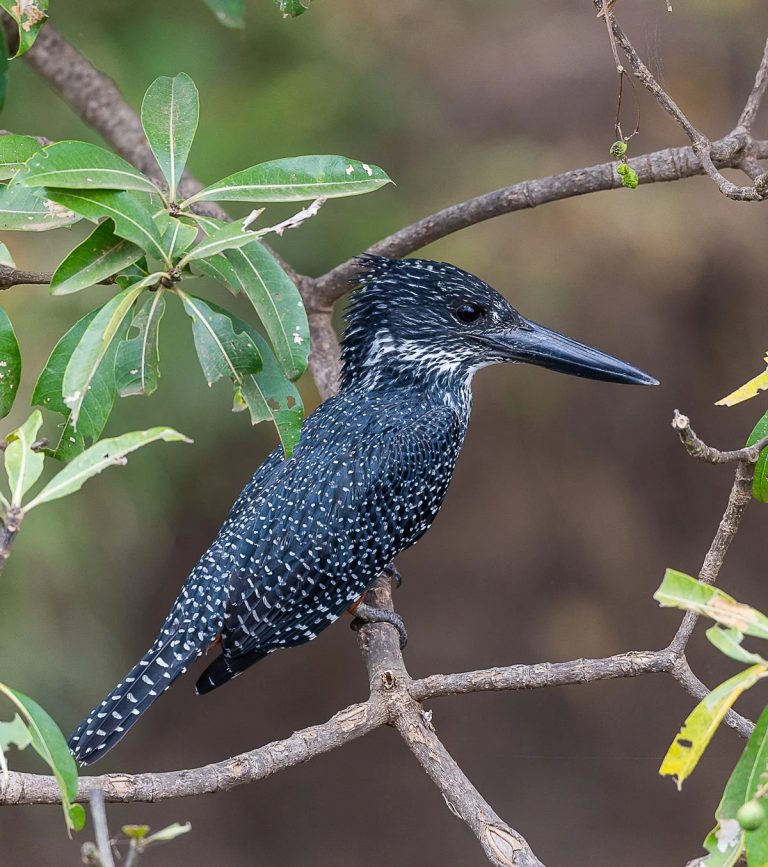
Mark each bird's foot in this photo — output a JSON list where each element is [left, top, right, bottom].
[[382, 562, 402, 588], [349, 602, 408, 650]]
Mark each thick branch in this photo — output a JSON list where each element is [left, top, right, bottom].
[[312, 136, 768, 304]]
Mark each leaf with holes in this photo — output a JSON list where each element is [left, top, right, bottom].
[[225, 241, 308, 381], [0, 135, 43, 180], [0, 183, 80, 231], [0, 713, 31, 778], [0, 683, 84, 832], [115, 292, 167, 397], [32, 307, 127, 461], [50, 220, 143, 296], [141, 74, 199, 202], [21, 141, 159, 194], [26, 427, 191, 509], [203, 0, 244, 27], [183, 155, 391, 205], [660, 664, 768, 789], [747, 410, 768, 504], [0, 305, 21, 419], [0, 0, 48, 57], [177, 291, 262, 386], [706, 704, 768, 867], [654, 569, 768, 640], [62, 284, 146, 431], [43, 189, 167, 261], [275, 0, 312, 16], [4, 410, 44, 506]]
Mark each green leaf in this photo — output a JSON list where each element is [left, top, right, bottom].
[[177, 290, 261, 385], [144, 821, 192, 845], [225, 241, 309, 381], [0, 713, 32, 778], [659, 664, 768, 789], [62, 284, 146, 430], [162, 216, 198, 261], [115, 291, 167, 397], [703, 826, 745, 867], [183, 155, 391, 205], [186, 215, 240, 294], [0, 242, 15, 267], [210, 302, 302, 454], [707, 626, 767, 665], [50, 220, 143, 296], [0, 305, 21, 419], [177, 215, 267, 266], [26, 427, 191, 509], [0, 683, 83, 832], [0, 183, 80, 231], [42, 189, 167, 262], [21, 141, 159, 194], [0, 135, 43, 180], [747, 410, 768, 504], [141, 74, 199, 202], [203, 0, 244, 27], [237, 341, 303, 457], [710, 704, 768, 867], [655, 569, 768, 640], [4, 410, 44, 506], [0, 0, 48, 57], [275, 0, 312, 16], [32, 308, 127, 461], [122, 825, 150, 840], [0, 25, 9, 112]]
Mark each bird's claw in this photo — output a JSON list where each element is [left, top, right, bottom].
[[382, 562, 402, 589], [350, 602, 408, 650]]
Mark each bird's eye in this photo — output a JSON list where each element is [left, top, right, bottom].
[[453, 302, 485, 325]]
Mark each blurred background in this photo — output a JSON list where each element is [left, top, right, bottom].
[[1, 0, 767, 863]]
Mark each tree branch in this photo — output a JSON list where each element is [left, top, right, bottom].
[[739, 37, 768, 130], [311, 135, 768, 305], [596, 2, 767, 201]]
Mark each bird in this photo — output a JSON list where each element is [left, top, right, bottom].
[[68, 254, 657, 765]]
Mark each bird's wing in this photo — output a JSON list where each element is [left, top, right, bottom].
[[218, 402, 462, 660]]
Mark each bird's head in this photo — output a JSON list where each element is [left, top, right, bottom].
[[340, 255, 657, 390]]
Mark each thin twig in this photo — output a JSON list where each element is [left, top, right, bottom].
[[89, 787, 116, 867], [593, 1, 766, 201], [739, 37, 768, 130]]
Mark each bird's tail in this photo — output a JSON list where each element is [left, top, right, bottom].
[[68, 637, 200, 766]]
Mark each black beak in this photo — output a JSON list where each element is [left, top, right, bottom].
[[483, 318, 658, 386]]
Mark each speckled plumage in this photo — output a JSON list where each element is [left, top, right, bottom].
[[69, 255, 654, 765]]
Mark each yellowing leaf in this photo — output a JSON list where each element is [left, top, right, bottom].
[[716, 355, 768, 407], [660, 664, 768, 789]]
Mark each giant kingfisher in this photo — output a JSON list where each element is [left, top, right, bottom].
[[69, 255, 656, 765]]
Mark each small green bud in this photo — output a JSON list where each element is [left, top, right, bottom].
[[616, 163, 629, 176], [737, 800, 766, 831], [620, 166, 639, 189], [610, 140, 628, 158]]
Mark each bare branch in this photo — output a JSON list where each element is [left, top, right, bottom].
[[0, 506, 23, 576], [739, 37, 768, 130], [312, 135, 768, 305], [88, 787, 116, 867], [0, 699, 384, 805], [393, 704, 544, 867], [411, 649, 672, 702], [594, 2, 765, 201]]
